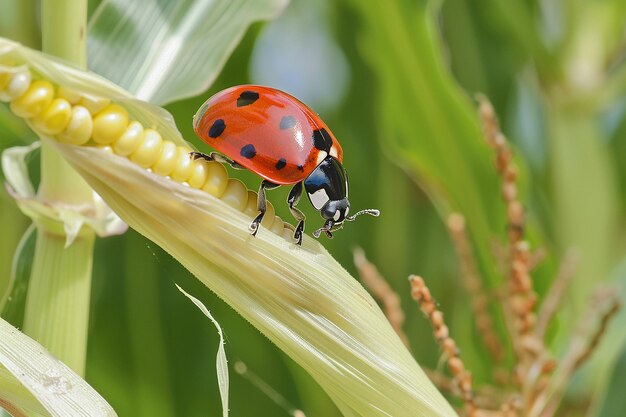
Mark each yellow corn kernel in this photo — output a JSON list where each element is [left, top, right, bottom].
[[79, 96, 110, 114], [58, 106, 93, 145], [0, 72, 9, 90], [57, 86, 81, 104], [113, 121, 144, 156], [130, 128, 163, 168], [10, 80, 54, 118], [243, 191, 259, 218], [270, 216, 285, 235], [282, 227, 294, 241], [92, 104, 129, 145], [261, 201, 275, 229], [99, 145, 114, 155], [242, 192, 276, 230], [188, 160, 208, 189], [171, 146, 194, 183], [201, 161, 228, 198], [152, 141, 178, 176], [0, 71, 31, 102], [32, 98, 72, 135], [221, 178, 249, 211]]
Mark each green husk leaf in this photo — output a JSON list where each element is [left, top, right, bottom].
[[0, 318, 117, 417], [1, 141, 38, 198], [0, 223, 36, 325], [176, 284, 229, 417], [52, 138, 455, 417], [2, 37, 456, 417], [87, 0, 288, 104], [1, 141, 127, 245]]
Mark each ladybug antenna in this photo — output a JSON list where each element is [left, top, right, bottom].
[[313, 209, 380, 240], [346, 209, 380, 222]]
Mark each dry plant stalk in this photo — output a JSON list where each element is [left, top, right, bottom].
[[479, 97, 557, 413], [478, 98, 538, 363], [410, 275, 477, 417], [529, 288, 621, 417], [447, 213, 504, 364], [534, 250, 579, 340], [353, 247, 410, 347], [572, 295, 621, 370], [0, 398, 27, 417]]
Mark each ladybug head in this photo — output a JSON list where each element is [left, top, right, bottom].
[[304, 156, 379, 239]]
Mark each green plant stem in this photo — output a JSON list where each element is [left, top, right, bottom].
[[39, 0, 91, 206], [41, 0, 87, 68], [22, 0, 94, 376], [22, 228, 94, 375], [548, 106, 619, 326], [0, 0, 40, 49]]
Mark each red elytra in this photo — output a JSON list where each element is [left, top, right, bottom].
[[191, 85, 379, 245], [192, 85, 343, 185]]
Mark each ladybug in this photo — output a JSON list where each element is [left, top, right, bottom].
[[191, 85, 379, 245]]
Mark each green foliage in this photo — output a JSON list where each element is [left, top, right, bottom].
[[2, 0, 626, 415]]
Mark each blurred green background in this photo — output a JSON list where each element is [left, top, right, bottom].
[[2, 0, 626, 416]]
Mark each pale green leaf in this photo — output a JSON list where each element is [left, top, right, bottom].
[[0, 318, 117, 417], [176, 284, 229, 417], [1, 141, 39, 198], [87, 0, 288, 105]]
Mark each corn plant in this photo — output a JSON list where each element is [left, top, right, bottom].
[[1, 0, 625, 416]]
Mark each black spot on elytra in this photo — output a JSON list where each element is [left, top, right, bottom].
[[240, 144, 256, 159], [275, 158, 287, 170], [237, 91, 259, 107], [208, 119, 225, 138], [312, 128, 332, 152], [279, 115, 297, 130], [297, 164, 304, 172]]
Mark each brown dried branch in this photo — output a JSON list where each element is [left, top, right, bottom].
[[427, 367, 516, 414], [448, 213, 505, 363], [424, 368, 457, 394], [478, 97, 525, 246], [534, 249, 580, 340], [500, 397, 523, 417], [528, 287, 621, 417], [572, 293, 621, 370], [509, 242, 537, 339], [353, 248, 409, 347], [528, 248, 547, 272], [410, 275, 478, 417], [478, 97, 541, 388], [0, 398, 28, 417]]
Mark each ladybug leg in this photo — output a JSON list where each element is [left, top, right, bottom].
[[313, 220, 339, 239], [249, 180, 280, 236], [287, 182, 306, 245], [190, 151, 245, 170]]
